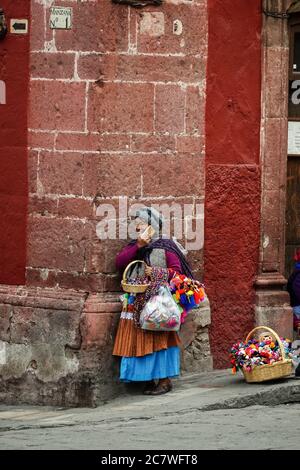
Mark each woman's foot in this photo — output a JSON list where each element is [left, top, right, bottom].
[[143, 380, 156, 395], [148, 378, 172, 395]]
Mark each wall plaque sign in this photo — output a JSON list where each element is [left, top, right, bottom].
[[50, 7, 72, 30], [288, 121, 300, 155], [10, 19, 28, 34]]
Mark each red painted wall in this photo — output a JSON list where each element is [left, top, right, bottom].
[[0, 0, 29, 284], [205, 0, 262, 367]]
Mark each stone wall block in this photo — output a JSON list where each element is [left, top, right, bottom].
[[30, 81, 86, 132]]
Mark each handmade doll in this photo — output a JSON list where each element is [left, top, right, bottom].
[[259, 332, 275, 348]]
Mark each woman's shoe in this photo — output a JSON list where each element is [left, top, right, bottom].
[[148, 378, 172, 395], [143, 380, 156, 395]]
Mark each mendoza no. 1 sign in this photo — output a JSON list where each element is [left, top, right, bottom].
[[50, 7, 72, 30]]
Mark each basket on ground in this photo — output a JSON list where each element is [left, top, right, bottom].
[[121, 260, 150, 293], [242, 326, 293, 383]]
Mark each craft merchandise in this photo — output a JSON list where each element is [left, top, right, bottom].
[[291, 340, 300, 368], [230, 336, 292, 374], [139, 285, 182, 332], [121, 260, 150, 294], [125, 276, 149, 286], [169, 273, 206, 323], [120, 292, 136, 313], [121, 261, 206, 329]]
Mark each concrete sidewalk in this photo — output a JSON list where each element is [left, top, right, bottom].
[[0, 369, 299, 429], [1, 369, 300, 450]]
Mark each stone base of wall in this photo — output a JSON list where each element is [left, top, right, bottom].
[[255, 290, 293, 340], [255, 275, 293, 340], [0, 286, 212, 407], [0, 286, 127, 406], [180, 296, 213, 373]]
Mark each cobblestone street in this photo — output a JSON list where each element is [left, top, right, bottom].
[[0, 402, 299, 450], [1, 371, 299, 450]]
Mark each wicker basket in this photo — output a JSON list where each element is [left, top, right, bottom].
[[242, 326, 293, 383], [121, 260, 150, 293]]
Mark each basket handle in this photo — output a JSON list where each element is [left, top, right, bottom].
[[245, 326, 285, 360], [122, 260, 147, 283]]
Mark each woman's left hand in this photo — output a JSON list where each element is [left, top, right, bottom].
[[145, 265, 153, 277]]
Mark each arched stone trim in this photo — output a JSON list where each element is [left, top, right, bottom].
[[287, 0, 300, 14]]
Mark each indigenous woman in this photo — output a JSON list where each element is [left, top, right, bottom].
[[287, 249, 300, 378], [112, 206, 194, 395], [287, 248, 300, 333]]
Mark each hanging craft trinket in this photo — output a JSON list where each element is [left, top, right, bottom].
[[230, 326, 293, 383], [169, 273, 206, 323]]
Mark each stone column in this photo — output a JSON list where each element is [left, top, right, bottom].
[[255, 0, 293, 338]]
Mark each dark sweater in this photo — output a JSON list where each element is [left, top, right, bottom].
[[287, 269, 300, 307]]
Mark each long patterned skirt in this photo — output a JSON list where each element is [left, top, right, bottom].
[[113, 311, 181, 382]]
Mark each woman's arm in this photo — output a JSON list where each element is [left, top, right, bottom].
[[166, 251, 182, 278], [115, 242, 140, 271]]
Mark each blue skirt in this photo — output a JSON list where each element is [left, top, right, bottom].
[[120, 346, 180, 382]]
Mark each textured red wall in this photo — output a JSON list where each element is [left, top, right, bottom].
[[0, 0, 29, 284], [27, 1, 207, 291], [205, 0, 262, 367]]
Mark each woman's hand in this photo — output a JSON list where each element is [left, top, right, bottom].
[[145, 265, 153, 277]]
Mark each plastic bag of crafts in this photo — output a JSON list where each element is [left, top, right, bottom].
[[291, 340, 300, 368], [140, 285, 182, 332]]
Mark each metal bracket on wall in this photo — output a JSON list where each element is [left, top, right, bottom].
[[112, 0, 163, 7], [263, 9, 290, 19], [0, 8, 7, 40]]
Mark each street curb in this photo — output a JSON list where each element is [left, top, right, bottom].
[[201, 381, 300, 411]]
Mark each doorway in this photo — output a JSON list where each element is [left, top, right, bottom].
[[286, 12, 300, 279]]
